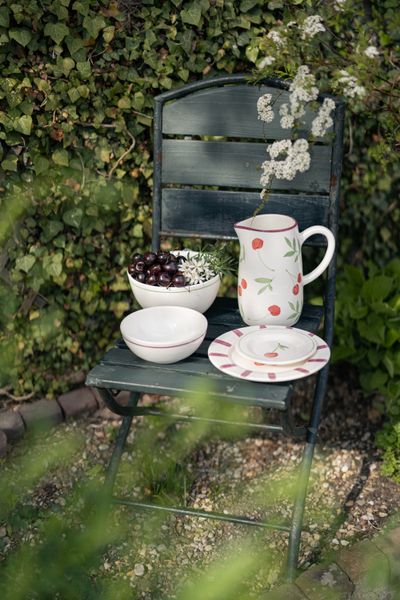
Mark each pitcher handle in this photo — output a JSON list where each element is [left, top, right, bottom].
[[299, 226, 336, 286]]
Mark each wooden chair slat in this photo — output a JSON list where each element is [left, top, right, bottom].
[[87, 362, 290, 409], [162, 84, 332, 141], [162, 140, 332, 193], [161, 189, 330, 241]]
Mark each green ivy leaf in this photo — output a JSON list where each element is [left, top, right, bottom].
[[76, 61, 92, 79], [59, 57, 75, 77], [67, 88, 80, 103], [73, 1, 89, 16], [103, 26, 115, 43], [44, 22, 69, 45], [65, 35, 84, 55], [245, 45, 258, 63], [9, 29, 32, 47], [63, 207, 83, 229], [41, 220, 64, 243], [52, 149, 69, 166], [1, 155, 18, 171], [14, 115, 32, 136], [43, 253, 63, 278], [82, 15, 106, 39], [178, 68, 189, 82], [77, 84, 90, 98], [117, 97, 131, 109], [181, 3, 202, 26], [33, 156, 50, 175], [240, 0, 259, 10], [132, 92, 145, 111], [0, 7, 10, 27], [15, 255, 36, 273]]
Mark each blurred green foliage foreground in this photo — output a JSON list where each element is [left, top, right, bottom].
[[0, 393, 397, 599], [0, 2, 399, 472], [0, 397, 302, 599]]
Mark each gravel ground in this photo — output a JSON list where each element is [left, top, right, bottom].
[[1, 366, 399, 598]]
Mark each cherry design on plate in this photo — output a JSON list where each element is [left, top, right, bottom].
[[241, 278, 247, 289], [238, 285, 242, 297], [297, 273, 302, 283], [293, 284, 299, 295], [268, 305, 281, 316], [264, 342, 288, 358]]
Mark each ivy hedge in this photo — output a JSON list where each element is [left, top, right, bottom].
[[0, 0, 399, 471]]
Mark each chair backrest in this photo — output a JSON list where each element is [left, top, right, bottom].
[[151, 74, 345, 251]]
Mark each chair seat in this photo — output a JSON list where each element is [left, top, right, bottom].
[[85, 298, 323, 411]]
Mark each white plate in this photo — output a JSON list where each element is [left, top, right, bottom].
[[208, 326, 330, 383], [236, 326, 317, 366]]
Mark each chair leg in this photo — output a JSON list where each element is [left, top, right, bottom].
[[285, 365, 330, 581], [104, 392, 140, 495], [286, 440, 316, 582]]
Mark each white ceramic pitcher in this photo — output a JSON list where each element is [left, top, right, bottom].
[[234, 214, 335, 326]]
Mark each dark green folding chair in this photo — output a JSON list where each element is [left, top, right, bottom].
[[86, 74, 344, 581]]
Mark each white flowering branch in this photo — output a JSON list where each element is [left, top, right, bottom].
[[257, 64, 335, 203]]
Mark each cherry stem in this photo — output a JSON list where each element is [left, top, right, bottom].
[[257, 253, 275, 272]]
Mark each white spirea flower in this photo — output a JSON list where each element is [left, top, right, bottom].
[[257, 93, 274, 123], [280, 65, 318, 125], [337, 70, 366, 99], [268, 139, 292, 159], [267, 30, 283, 46], [260, 138, 311, 191], [301, 15, 325, 39], [179, 256, 216, 285], [364, 45, 379, 58], [279, 103, 295, 129], [311, 97, 336, 137], [258, 55, 275, 69]]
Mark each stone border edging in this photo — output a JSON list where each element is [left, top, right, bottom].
[[0, 387, 100, 456], [263, 520, 400, 599]]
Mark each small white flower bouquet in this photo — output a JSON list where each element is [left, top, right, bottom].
[[257, 65, 336, 199]]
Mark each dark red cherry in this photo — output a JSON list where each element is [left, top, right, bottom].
[[136, 272, 146, 283], [158, 272, 171, 287], [145, 274, 158, 285], [149, 264, 162, 275], [132, 253, 142, 262], [163, 261, 178, 275], [144, 251, 157, 266], [134, 260, 146, 273], [128, 263, 136, 275], [172, 273, 186, 287], [157, 251, 169, 265]]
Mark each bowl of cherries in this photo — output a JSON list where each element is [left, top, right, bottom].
[[127, 250, 221, 313]]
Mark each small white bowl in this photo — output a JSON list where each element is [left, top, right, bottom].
[[127, 250, 220, 314], [120, 306, 208, 364]]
